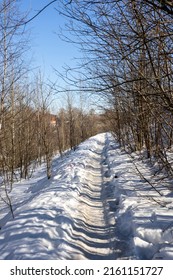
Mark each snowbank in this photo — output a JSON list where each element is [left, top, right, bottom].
[[105, 135, 173, 259]]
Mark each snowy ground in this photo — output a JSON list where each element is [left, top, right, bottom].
[[0, 133, 173, 260]]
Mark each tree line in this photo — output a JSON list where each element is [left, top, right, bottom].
[[0, 73, 101, 217], [2, 0, 173, 217], [0, 0, 102, 218], [58, 0, 173, 180]]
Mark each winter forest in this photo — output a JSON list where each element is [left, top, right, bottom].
[[1, 0, 173, 260]]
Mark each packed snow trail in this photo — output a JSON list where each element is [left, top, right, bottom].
[[2, 132, 173, 259], [53, 133, 116, 259], [0, 133, 117, 259]]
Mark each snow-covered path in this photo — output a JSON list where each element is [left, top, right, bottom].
[[0, 133, 117, 259], [56, 134, 116, 259], [1, 132, 173, 260]]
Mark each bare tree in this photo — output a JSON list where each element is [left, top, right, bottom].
[[33, 73, 56, 179], [57, 0, 173, 185], [0, 0, 29, 218]]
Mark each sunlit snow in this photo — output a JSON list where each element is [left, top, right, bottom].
[[0, 133, 173, 259]]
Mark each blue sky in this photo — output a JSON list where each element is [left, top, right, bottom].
[[20, 0, 79, 86], [19, 1, 97, 113]]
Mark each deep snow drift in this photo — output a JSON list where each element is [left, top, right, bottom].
[[0, 133, 173, 259]]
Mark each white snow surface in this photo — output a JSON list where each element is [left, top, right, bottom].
[[0, 132, 173, 260]]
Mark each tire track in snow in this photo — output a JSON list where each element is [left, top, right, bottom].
[[101, 134, 134, 259], [56, 133, 116, 259]]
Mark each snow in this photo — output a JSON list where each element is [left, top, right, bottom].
[[0, 132, 173, 259]]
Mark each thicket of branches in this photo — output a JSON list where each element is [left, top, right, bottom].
[[58, 0, 173, 179], [0, 0, 102, 218], [2, 0, 173, 217]]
